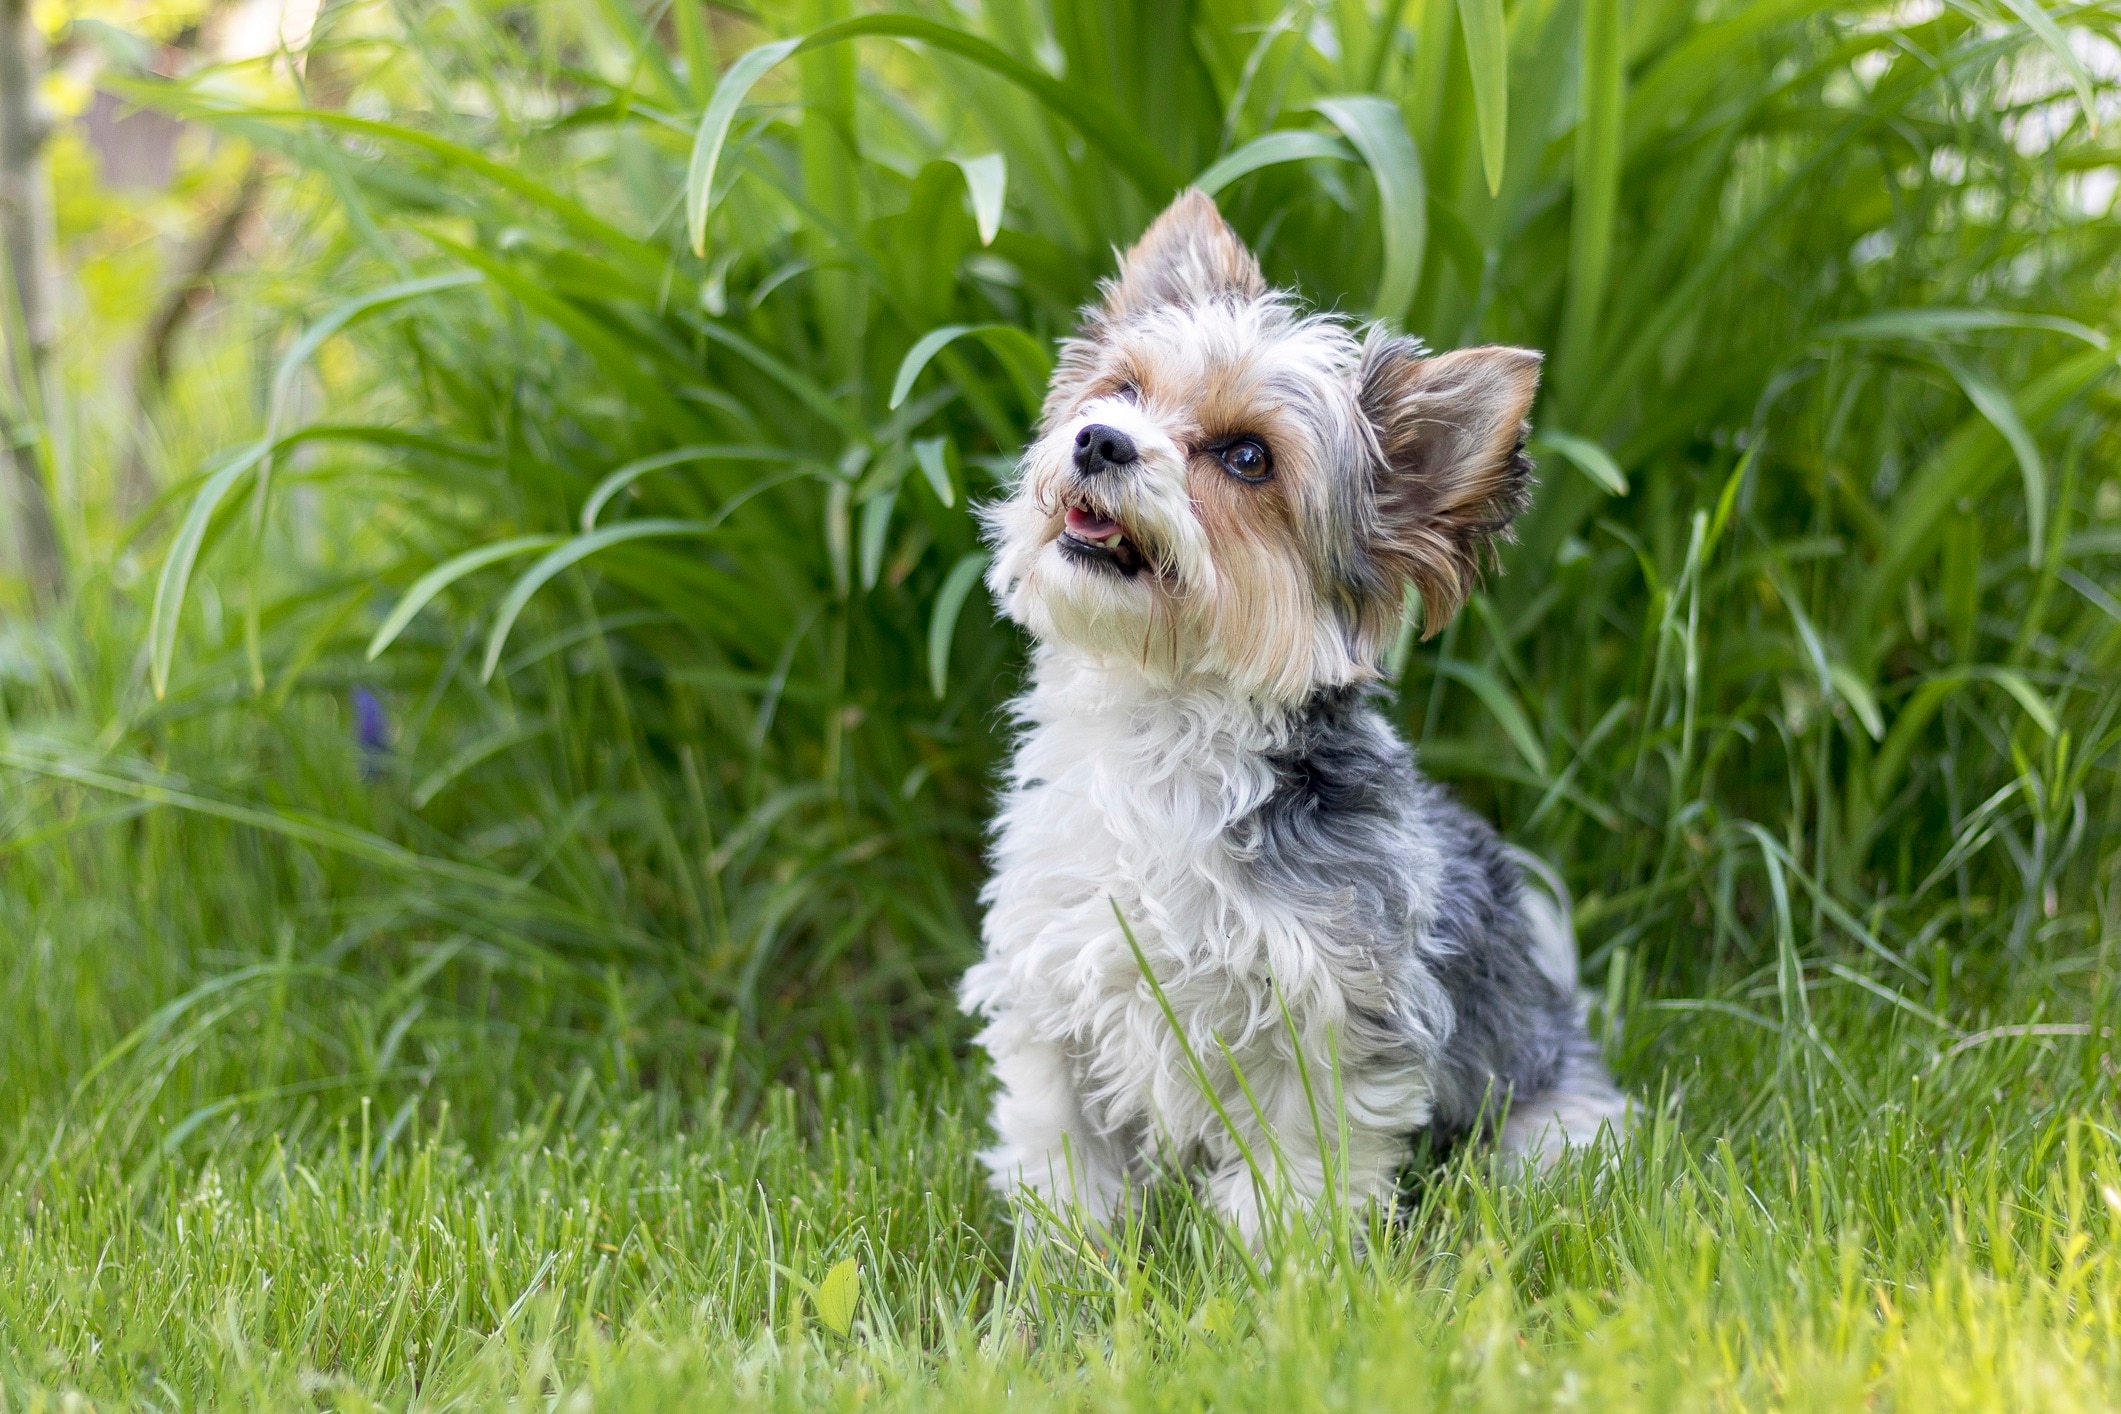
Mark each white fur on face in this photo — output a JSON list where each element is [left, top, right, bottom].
[[985, 298, 1384, 705]]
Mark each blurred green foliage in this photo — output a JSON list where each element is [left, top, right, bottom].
[[73, 0, 2117, 1044], [1, 0, 2118, 1403]]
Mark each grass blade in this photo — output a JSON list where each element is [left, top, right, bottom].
[[148, 441, 268, 698], [1871, 666, 2058, 800], [1435, 659, 1549, 776], [1312, 96, 1426, 323], [1535, 430, 1628, 495], [412, 719, 557, 810], [950, 154, 1008, 246], [1853, 346, 2112, 662], [265, 274, 483, 450], [689, 14, 1180, 256], [1993, 0, 2098, 132], [686, 37, 803, 256], [1193, 129, 1357, 195], [483, 521, 717, 681], [928, 552, 989, 697], [1456, 0, 1509, 196], [892, 325, 977, 410], [913, 437, 956, 508], [367, 536, 561, 661], [1817, 308, 2108, 347], [1557, 0, 1624, 395], [890, 324, 1052, 412], [580, 446, 821, 530], [1940, 352, 2048, 565]]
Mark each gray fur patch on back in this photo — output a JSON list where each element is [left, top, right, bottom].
[[1230, 687, 1587, 1145]]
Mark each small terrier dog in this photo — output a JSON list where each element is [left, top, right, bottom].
[[960, 191, 1628, 1241]]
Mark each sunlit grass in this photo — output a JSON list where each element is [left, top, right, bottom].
[[1, 796, 2115, 1407]]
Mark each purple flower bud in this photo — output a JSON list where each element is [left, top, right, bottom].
[[352, 687, 389, 755]]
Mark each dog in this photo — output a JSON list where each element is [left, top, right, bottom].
[[957, 191, 1629, 1243]]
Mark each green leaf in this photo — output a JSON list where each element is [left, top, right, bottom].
[[580, 445, 820, 530], [929, 552, 990, 697], [1456, 0, 1508, 196], [367, 535, 561, 661], [858, 488, 897, 591], [950, 154, 1007, 246], [435, 237, 703, 436], [1826, 663, 1884, 741], [160, 101, 660, 264], [484, 521, 717, 681], [265, 274, 483, 450], [826, 479, 852, 600], [890, 323, 1052, 413], [1939, 353, 2047, 565], [247, 272, 485, 667], [1311, 96, 1426, 323], [695, 319, 868, 443], [814, 1258, 859, 1337], [148, 440, 269, 699], [1706, 445, 1756, 550], [1435, 659, 1549, 776], [1535, 431, 1628, 496], [1816, 308, 2107, 348], [1853, 345, 2112, 666], [1993, 0, 2098, 134], [891, 326, 973, 410], [1557, 0, 1623, 393], [1193, 129, 1357, 195], [1871, 666, 2058, 800], [687, 16, 1180, 257], [412, 719, 556, 810], [913, 436, 956, 508], [686, 37, 803, 257]]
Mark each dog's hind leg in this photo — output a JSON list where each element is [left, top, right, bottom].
[[1496, 1049, 1632, 1166]]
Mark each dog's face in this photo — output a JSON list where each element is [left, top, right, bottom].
[[985, 191, 1542, 703]]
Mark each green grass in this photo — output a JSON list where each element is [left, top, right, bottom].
[[7, 0, 2121, 1404], [1, 788, 2117, 1408]]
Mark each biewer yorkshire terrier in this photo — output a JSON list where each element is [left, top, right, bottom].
[[959, 191, 1628, 1241]]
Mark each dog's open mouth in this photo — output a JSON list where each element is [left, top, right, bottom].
[[1058, 503, 1147, 575], [1056, 506, 1153, 576]]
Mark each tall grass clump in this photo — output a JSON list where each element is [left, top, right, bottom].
[[0, 0, 2118, 1401], [61, 0, 2110, 1046]]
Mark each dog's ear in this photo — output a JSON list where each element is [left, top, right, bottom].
[[1359, 336, 1541, 634], [1102, 189, 1264, 317]]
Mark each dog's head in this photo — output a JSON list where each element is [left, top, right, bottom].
[[984, 190, 1541, 703]]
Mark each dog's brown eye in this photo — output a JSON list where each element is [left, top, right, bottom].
[[1218, 438, 1271, 483]]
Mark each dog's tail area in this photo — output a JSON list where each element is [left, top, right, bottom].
[[1506, 845, 1578, 992]]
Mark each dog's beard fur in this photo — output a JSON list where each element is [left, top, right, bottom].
[[964, 191, 1628, 1244]]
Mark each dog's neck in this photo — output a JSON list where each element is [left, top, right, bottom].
[[1016, 643, 1362, 747]]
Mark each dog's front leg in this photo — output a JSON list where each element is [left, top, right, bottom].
[[1196, 1078, 1411, 1247], [977, 1018, 1129, 1231]]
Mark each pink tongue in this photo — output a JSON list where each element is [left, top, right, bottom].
[[1065, 506, 1124, 541]]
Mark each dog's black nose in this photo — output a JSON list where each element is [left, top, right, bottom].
[[1073, 424, 1138, 476]]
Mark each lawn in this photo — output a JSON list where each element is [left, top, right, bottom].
[[5, 0, 2120, 1407]]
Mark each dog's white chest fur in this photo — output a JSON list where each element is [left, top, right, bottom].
[[960, 652, 1448, 1228]]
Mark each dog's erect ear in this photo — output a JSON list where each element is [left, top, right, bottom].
[[1102, 189, 1265, 317], [1359, 336, 1542, 634]]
